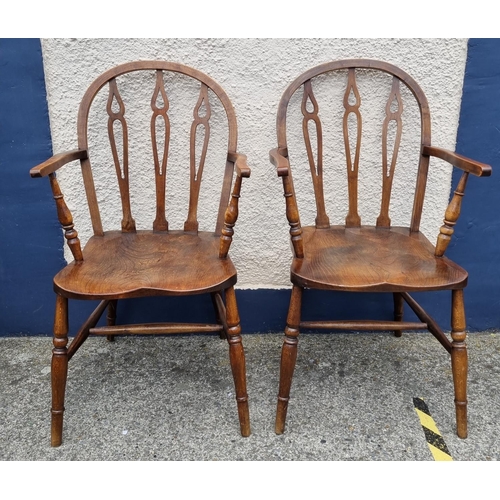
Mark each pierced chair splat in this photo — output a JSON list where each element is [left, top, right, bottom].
[[270, 59, 491, 438], [31, 61, 251, 447]]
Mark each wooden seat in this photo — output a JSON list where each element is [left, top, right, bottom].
[[31, 61, 251, 446], [292, 226, 467, 292], [271, 59, 491, 439], [54, 231, 237, 299]]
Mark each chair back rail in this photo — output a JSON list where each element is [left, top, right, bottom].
[[76, 61, 238, 237], [276, 59, 431, 233]]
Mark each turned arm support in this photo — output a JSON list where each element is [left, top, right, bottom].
[[30, 150, 85, 262], [270, 147, 304, 258], [219, 153, 251, 259], [423, 146, 492, 257]]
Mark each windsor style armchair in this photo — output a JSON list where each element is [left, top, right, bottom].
[[271, 59, 491, 438], [30, 61, 251, 446]]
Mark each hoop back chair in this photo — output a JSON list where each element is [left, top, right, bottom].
[[30, 61, 251, 446], [270, 59, 491, 438]]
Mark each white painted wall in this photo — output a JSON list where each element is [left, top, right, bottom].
[[41, 38, 468, 289]]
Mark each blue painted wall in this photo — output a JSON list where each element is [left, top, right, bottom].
[[0, 38, 499, 336], [448, 38, 500, 330], [0, 39, 63, 335]]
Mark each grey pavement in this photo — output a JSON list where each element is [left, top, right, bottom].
[[1, 331, 499, 460]]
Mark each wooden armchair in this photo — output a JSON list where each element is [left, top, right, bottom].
[[31, 61, 251, 446], [271, 59, 491, 438]]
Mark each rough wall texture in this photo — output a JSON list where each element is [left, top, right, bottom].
[[41, 38, 468, 289]]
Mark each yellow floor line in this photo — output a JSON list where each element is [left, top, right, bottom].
[[413, 397, 453, 461], [428, 444, 453, 461]]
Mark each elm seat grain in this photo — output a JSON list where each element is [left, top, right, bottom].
[[291, 226, 468, 292], [54, 231, 237, 299], [271, 59, 491, 439]]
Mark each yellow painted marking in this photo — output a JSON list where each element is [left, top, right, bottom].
[[415, 408, 440, 435], [413, 397, 453, 461], [428, 444, 453, 462]]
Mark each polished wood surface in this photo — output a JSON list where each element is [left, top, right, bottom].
[[31, 61, 251, 446], [272, 59, 491, 439], [54, 231, 237, 300], [291, 226, 468, 292]]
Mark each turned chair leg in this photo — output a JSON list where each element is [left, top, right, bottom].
[[451, 289, 468, 438], [51, 294, 69, 447], [276, 285, 303, 434], [106, 300, 117, 342], [393, 292, 404, 337], [224, 286, 250, 437]]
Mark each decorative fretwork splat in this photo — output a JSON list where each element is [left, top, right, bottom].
[[302, 80, 330, 229], [343, 68, 362, 227], [151, 70, 170, 231], [184, 83, 212, 232], [377, 77, 403, 227], [107, 78, 136, 232]]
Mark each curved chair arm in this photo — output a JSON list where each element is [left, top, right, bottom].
[[270, 147, 291, 177], [424, 146, 492, 257], [270, 147, 304, 258], [219, 153, 251, 259], [228, 152, 251, 178], [423, 146, 491, 177], [30, 150, 86, 263], [30, 149, 88, 178]]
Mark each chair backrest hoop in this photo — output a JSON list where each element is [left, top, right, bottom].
[[276, 59, 431, 232], [76, 61, 238, 236]]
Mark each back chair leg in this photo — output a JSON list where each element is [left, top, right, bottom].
[[51, 294, 69, 447], [276, 285, 303, 434], [393, 292, 404, 337], [211, 292, 226, 339], [106, 300, 117, 342], [224, 286, 250, 437], [451, 289, 468, 438]]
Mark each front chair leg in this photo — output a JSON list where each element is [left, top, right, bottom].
[[51, 294, 69, 447], [276, 285, 303, 434], [451, 289, 468, 438], [224, 287, 250, 437]]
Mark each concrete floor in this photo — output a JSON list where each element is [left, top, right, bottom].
[[1, 331, 499, 461]]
